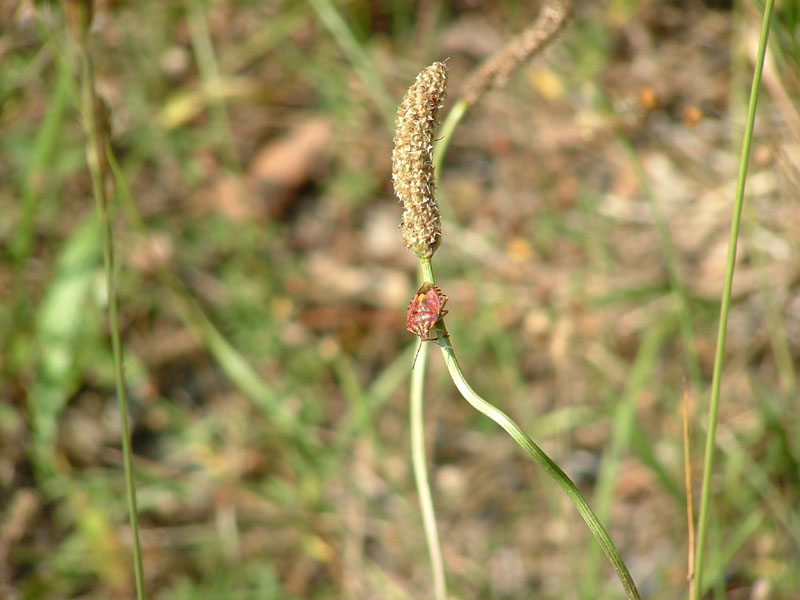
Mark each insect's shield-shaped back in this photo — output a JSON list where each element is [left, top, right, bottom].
[[405, 282, 449, 342]]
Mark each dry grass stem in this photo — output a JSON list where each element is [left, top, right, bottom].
[[64, 0, 93, 47], [392, 62, 447, 258], [461, 0, 572, 105]]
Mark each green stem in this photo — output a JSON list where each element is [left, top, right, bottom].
[[186, 0, 240, 171], [410, 341, 446, 600], [435, 322, 640, 600], [583, 323, 667, 596], [423, 17, 641, 593], [107, 152, 317, 452], [409, 257, 446, 600], [306, 0, 395, 126], [80, 50, 146, 600], [433, 98, 469, 183], [692, 1, 774, 598]]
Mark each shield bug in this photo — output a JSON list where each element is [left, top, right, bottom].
[[405, 282, 449, 343]]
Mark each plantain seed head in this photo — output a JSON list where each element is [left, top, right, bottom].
[[392, 62, 447, 259]]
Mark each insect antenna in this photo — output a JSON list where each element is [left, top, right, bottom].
[[411, 339, 424, 369]]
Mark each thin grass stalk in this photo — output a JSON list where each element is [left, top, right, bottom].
[[409, 327, 446, 600], [682, 390, 696, 591], [432, 98, 468, 186], [77, 34, 147, 600], [692, 1, 775, 597], [13, 53, 72, 261], [185, 0, 240, 171], [105, 152, 318, 453], [431, 314, 641, 600], [306, 0, 395, 125]]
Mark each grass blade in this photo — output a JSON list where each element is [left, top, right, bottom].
[[307, 0, 395, 125], [73, 12, 147, 595], [692, 1, 775, 597]]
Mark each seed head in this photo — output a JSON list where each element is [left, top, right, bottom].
[[392, 62, 447, 258], [461, 0, 572, 105]]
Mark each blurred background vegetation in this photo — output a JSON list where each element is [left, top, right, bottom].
[[2, 0, 799, 598]]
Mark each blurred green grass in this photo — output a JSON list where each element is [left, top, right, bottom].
[[1, 1, 799, 598]]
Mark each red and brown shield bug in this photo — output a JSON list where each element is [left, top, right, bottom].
[[406, 282, 449, 367], [405, 281, 449, 342]]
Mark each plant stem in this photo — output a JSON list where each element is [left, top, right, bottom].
[[433, 98, 469, 184], [409, 257, 447, 600], [410, 341, 446, 600], [80, 45, 146, 600], [435, 321, 641, 600], [692, 2, 774, 598], [307, 0, 395, 126], [583, 323, 667, 596], [186, 0, 240, 171]]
